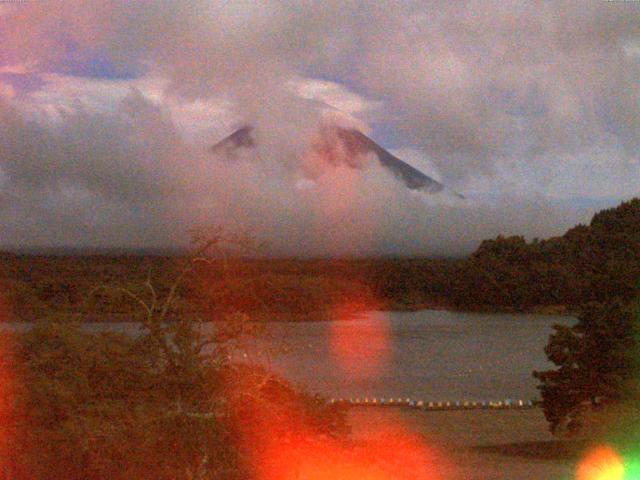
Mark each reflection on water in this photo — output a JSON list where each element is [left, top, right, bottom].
[[253, 310, 575, 401], [1, 310, 574, 401]]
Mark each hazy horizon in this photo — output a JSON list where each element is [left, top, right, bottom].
[[1, 1, 638, 256]]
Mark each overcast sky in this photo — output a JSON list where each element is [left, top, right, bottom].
[[0, 1, 638, 256]]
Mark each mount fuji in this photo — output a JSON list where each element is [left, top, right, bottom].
[[211, 124, 463, 198]]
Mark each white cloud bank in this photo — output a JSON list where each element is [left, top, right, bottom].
[[0, 1, 638, 255]]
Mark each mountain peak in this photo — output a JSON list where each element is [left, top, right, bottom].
[[211, 124, 463, 198], [210, 125, 255, 156]]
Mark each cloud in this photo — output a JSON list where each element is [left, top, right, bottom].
[[356, 2, 640, 186], [0, 1, 638, 255], [290, 77, 382, 118], [0, 90, 606, 256]]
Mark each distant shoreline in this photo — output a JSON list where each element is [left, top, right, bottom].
[[383, 301, 574, 316], [1, 304, 575, 324]]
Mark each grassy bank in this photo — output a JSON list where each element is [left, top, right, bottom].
[[348, 407, 585, 479]]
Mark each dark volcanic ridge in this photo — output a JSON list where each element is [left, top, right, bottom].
[[211, 125, 463, 198]]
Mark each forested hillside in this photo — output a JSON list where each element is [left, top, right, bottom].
[[1, 198, 638, 320], [448, 198, 640, 311]]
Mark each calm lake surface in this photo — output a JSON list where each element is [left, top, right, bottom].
[[3, 310, 574, 401], [245, 310, 575, 401]]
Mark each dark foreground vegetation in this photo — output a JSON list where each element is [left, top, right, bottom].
[[0, 199, 638, 478], [0, 236, 349, 479], [0, 322, 347, 479], [523, 200, 640, 459], [1, 198, 639, 321], [535, 301, 640, 435]]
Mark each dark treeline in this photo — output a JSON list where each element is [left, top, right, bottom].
[[1, 198, 639, 321], [0, 253, 455, 321], [448, 198, 640, 311]]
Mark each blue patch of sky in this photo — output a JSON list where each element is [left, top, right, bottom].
[[369, 121, 407, 150], [57, 37, 139, 80], [297, 66, 409, 150]]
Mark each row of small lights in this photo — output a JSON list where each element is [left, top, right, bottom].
[[329, 398, 535, 409]]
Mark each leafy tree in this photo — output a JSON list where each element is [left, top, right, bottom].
[[533, 300, 640, 436], [449, 198, 640, 311], [0, 229, 346, 479]]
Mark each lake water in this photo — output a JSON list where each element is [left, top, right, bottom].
[[246, 310, 575, 402], [2, 310, 574, 402]]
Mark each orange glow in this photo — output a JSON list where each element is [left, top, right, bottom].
[[257, 423, 446, 480], [316, 164, 360, 222], [329, 303, 391, 380], [303, 125, 381, 255], [0, 298, 15, 475], [577, 445, 625, 480], [222, 349, 448, 480]]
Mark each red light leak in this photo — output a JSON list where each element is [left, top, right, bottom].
[[307, 136, 392, 379], [0, 294, 15, 473], [258, 422, 447, 480], [577, 445, 625, 480], [221, 284, 448, 480], [250, 296, 447, 480], [329, 305, 391, 380]]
